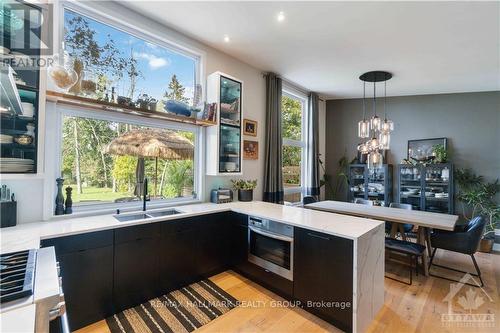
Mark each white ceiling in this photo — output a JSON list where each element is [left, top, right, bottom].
[[123, 1, 500, 99]]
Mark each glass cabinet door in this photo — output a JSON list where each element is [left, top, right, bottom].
[[367, 168, 386, 206], [423, 164, 452, 213], [219, 125, 241, 173], [219, 76, 241, 127], [398, 165, 422, 210], [349, 165, 366, 202], [218, 76, 242, 173]]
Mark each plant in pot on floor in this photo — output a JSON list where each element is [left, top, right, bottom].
[[231, 179, 257, 202], [455, 168, 500, 252]]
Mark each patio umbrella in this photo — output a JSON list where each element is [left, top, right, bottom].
[[106, 129, 194, 197]]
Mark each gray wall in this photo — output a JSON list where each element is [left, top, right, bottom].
[[325, 91, 500, 203]]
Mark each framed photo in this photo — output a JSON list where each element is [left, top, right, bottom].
[[243, 140, 259, 160], [408, 137, 447, 162], [243, 119, 257, 136]]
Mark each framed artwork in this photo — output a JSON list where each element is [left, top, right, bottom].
[[243, 119, 257, 136], [407, 137, 447, 162], [243, 140, 259, 160]]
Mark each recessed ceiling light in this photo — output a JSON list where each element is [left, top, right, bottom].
[[223, 35, 230, 43], [277, 11, 285, 22]]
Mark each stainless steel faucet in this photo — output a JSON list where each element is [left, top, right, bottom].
[[143, 177, 150, 211]]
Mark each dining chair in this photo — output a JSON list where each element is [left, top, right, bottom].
[[387, 203, 414, 240], [303, 196, 317, 206], [354, 198, 373, 205], [428, 216, 486, 287]]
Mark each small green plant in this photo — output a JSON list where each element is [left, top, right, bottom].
[[455, 168, 500, 238], [331, 154, 349, 199], [231, 179, 257, 190], [432, 144, 448, 163]]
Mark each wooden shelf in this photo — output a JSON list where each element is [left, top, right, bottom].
[[46, 91, 217, 127]]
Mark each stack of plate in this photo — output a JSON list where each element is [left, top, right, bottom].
[[0, 158, 34, 172], [0, 134, 13, 144]]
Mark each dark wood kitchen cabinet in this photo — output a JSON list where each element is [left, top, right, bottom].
[[41, 230, 114, 331], [197, 212, 232, 277], [160, 217, 201, 293], [293, 227, 354, 333], [231, 212, 248, 267], [113, 223, 161, 312]]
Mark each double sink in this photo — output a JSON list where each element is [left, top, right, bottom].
[[114, 209, 181, 222]]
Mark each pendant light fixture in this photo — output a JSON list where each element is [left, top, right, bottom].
[[357, 82, 370, 138], [379, 80, 393, 150], [370, 81, 381, 132], [356, 71, 393, 170]]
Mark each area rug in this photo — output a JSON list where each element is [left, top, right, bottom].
[[106, 279, 238, 333]]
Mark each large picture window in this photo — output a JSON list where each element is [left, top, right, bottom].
[[62, 8, 198, 107], [56, 6, 201, 211], [61, 114, 196, 207], [281, 88, 307, 204]]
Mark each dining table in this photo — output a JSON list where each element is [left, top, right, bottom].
[[305, 200, 460, 276]]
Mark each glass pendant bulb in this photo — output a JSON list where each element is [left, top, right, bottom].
[[368, 150, 383, 170], [370, 115, 381, 132], [379, 131, 391, 150], [358, 119, 370, 138], [381, 118, 394, 133], [368, 137, 380, 151], [357, 142, 369, 154]]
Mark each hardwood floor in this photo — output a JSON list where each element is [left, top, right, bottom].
[[77, 250, 500, 333]]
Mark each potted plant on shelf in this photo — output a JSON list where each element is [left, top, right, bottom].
[[432, 144, 448, 163], [231, 179, 257, 202], [455, 168, 500, 252]]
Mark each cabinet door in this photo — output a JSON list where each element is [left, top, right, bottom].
[[58, 246, 114, 331], [160, 218, 200, 292], [198, 212, 232, 276], [231, 212, 248, 266], [294, 228, 353, 333], [114, 234, 160, 312]]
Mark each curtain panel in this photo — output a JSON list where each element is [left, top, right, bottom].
[[305, 92, 320, 198], [263, 73, 284, 203]]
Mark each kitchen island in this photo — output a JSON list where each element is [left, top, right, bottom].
[[0, 201, 384, 333]]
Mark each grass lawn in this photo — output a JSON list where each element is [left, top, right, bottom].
[[68, 186, 132, 203]]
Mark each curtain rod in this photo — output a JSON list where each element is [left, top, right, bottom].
[[262, 72, 325, 102]]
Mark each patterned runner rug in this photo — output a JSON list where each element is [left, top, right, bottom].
[[106, 279, 238, 333]]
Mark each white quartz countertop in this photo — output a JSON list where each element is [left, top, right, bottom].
[[0, 201, 383, 254], [0, 304, 35, 333]]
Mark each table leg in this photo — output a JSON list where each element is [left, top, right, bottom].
[[417, 227, 429, 276], [390, 223, 398, 238], [424, 228, 432, 257], [397, 224, 407, 241]]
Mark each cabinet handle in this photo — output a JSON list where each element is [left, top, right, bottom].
[[307, 232, 331, 241]]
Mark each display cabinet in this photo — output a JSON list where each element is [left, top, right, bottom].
[[348, 164, 393, 206], [206, 72, 243, 175], [0, 1, 41, 174], [396, 163, 454, 214]]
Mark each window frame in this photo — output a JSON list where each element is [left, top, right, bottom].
[[58, 2, 203, 103], [49, 3, 206, 215], [281, 87, 308, 202], [54, 104, 203, 214]]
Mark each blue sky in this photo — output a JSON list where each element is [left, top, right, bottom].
[[64, 10, 195, 103]]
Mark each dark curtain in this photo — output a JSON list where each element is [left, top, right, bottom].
[[263, 73, 284, 203], [305, 92, 320, 198]]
